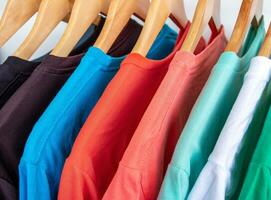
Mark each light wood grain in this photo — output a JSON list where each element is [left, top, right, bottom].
[[0, 0, 42, 47], [225, 0, 263, 52], [51, 0, 111, 57], [181, 0, 221, 53], [13, 0, 74, 59], [132, 0, 188, 56], [259, 23, 271, 57], [94, 0, 149, 53]]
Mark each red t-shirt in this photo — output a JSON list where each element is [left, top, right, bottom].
[[58, 23, 206, 200], [102, 25, 227, 200]]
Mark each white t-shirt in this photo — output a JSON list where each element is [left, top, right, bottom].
[[188, 56, 271, 200]]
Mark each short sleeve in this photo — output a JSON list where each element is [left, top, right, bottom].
[[19, 160, 54, 200], [102, 163, 145, 200], [238, 163, 271, 200], [0, 161, 17, 200], [0, 178, 17, 200], [58, 158, 100, 200], [188, 161, 229, 200], [158, 164, 189, 200]]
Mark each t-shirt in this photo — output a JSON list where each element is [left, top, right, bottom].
[[188, 56, 271, 200], [103, 24, 227, 200], [158, 20, 265, 200], [0, 20, 105, 110], [1, 19, 142, 200], [238, 88, 271, 200], [19, 25, 177, 200], [0, 57, 40, 109], [58, 23, 206, 200]]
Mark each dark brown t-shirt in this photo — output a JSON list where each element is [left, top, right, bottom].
[[0, 16, 105, 110], [0, 19, 142, 200]]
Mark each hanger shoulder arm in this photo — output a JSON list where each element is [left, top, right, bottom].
[[132, 0, 188, 57], [181, 0, 220, 52], [51, 0, 108, 57], [0, 0, 42, 47], [225, 0, 263, 52], [132, 0, 171, 56], [13, 0, 73, 59], [94, 0, 149, 53], [259, 23, 271, 57]]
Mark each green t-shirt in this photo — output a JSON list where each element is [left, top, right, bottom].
[[158, 20, 265, 200], [228, 68, 271, 200], [238, 82, 271, 200]]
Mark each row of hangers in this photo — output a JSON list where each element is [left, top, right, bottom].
[[0, 0, 270, 61]]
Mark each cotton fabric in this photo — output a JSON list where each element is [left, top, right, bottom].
[[0, 55, 83, 200], [0, 22, 103, 110], [238, 82, 271, 200], [158, 20, 265, 200], [1, 19, 141, 200], [19, 25, 176, 200], [0, 57, 40, 110], [58, 24, 201, 200], [103, 24, 227, 200], [188, 56, 271, 200]]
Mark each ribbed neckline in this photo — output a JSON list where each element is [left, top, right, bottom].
[[84, 47, 125, 71], [171, 26, 227, 71], [36, 54, 85, 75], [221, 17, 266, 73], [122, 20, 226, 71], [4, 56, 40, 74]]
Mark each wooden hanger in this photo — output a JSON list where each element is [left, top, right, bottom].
[[225, 0, 263, 52], [0, 0, 42, 47], [181, 0, 221, 53], [132, 0, 188, 56], [258, 23, 271, 57], [51, 0, 111, 57], [94, 0, 150, 53], [13, 0, 75, 60]]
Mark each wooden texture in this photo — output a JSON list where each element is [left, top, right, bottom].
[[225, 0, 263, 52], [0, 0, 42, 47], [181, 0, 221, 52], [51, 0, 111, 57], [258, 23, 271, 57], [132, 0, 188, 56], [94, 0, 149, 53], [13, 0, 74, 59]]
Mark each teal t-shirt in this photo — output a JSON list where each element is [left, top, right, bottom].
[[158, 20, 265, 200], [19, 25, 178, 200]]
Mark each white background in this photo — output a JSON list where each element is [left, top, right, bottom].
[[0, 0, 270, 62]]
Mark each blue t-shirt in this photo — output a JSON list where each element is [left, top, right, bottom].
[[19, 25, 177, 200]]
